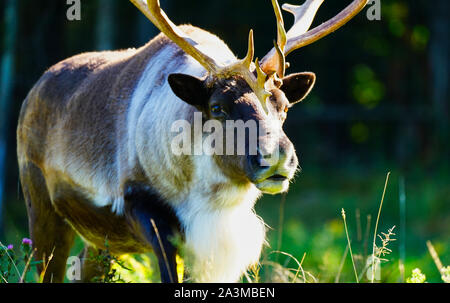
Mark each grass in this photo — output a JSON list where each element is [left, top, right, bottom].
[[1, 168, 449, 283], [370, 172, 391, 282], [341, 208, 359, 282]]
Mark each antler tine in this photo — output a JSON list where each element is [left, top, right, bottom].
[[284, 0, 369, 55], [130, 0, 220, 73], [282, 0, 324, 39], [262, 0, 323, 76], [263, 0, 288, 77], [272, 0, 287, 51], [261, 0, 369, 76], [242, 29, 255, 69]]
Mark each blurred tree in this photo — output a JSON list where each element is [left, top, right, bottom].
[[0, 0, 18, 236], [429, 0, 449, 167], [136, 4, 158, 46], [96, 0, 116, 50]]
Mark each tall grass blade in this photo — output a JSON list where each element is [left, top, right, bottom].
[[426, 240, 443, 273], [371, 171, 391, 283], [19, 248, 36, 283], [356, 209, 362, 242], [363, 214, 372, 258], [150, 218, 174, 283], [335, 244, 349, 283], [276, 193, 287, 263], [399, 175, 406, 282], [342, 208, 359, 283]]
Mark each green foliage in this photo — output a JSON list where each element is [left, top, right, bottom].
[[88, 240, 131, 283], [352, 64, 385, 109], [113, 254, 159, 283], [0, 238, 40, 283], [406, 268, 426, 283], [256, 170, 449, 283], [441, 266, 450, 283]]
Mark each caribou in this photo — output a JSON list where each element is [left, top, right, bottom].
[[17, 0, 368, 282]]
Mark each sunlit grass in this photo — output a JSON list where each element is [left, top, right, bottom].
[[1, 170, 448, 283]]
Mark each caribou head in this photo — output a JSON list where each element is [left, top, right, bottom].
[[131, 0, 368, 194]]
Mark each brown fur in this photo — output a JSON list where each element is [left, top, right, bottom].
[[17, 30, 179, 282]]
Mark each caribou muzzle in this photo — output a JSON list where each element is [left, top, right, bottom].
[[246, 137, 298, 194]]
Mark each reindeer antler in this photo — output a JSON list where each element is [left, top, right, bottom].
[[261, 0, 369, 77], [130, 0, 270, 113], [131, 0, 368, 110]]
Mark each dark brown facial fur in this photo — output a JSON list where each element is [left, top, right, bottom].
[[168, 72, 315, 188]]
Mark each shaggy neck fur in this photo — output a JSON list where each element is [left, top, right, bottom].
[[176, 183, 265, 282]]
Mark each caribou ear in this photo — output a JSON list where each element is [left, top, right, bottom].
[[280, 72, 316, 105], [168, 73, 210, 108]]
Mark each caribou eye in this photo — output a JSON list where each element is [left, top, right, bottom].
[[211, 104, 224, 115]]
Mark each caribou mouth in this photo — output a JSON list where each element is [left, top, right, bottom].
[[267, 174, 288, 182], [253, 173, 290, 194]]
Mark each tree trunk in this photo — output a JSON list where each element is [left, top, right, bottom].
[[0, 0, 18, 235], [429, 0, 449, 167], [96, 0, 116, 50], [136, 12, 158, 46]]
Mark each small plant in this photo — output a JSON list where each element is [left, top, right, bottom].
[[374, 226, 396, 261], [89, 240, 131, 283], [441, 266, 450, 283], [258, 251, 317, 283], [0, 238, 39, 283], [406, 268, 426, 283], [348, 225, 396, 283], [0, 243, 16, 282]]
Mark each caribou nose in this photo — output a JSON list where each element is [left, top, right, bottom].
[[248, 150, 270, 171], [247, 146, 294, 194], [247, 146, 297, 181]]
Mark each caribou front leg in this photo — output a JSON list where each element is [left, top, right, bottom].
[[124, 182, 181, 283]]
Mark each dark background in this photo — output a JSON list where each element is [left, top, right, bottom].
[[0, 0, 448, 282]]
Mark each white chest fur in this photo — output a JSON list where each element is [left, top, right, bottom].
[[175, 156, 266, 282]]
